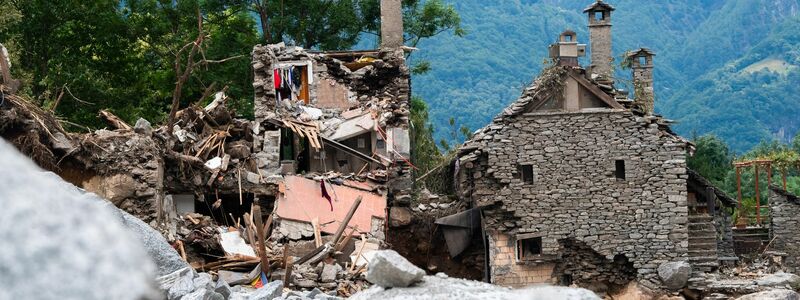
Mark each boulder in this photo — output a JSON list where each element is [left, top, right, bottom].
[[658, 261, 692, 290], [389, 207, 413, 227], [135, 118, 153, 135], [0, 139, 159, 300], [366, 250, 426, 288], [757, 273, 800, 287], [248, 280, 283, 300], [737, 289, 800, 300]]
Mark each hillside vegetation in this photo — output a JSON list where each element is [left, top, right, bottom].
[[413, 0, 800, 153]]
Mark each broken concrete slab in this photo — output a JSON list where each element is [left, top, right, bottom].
[[366, 250, 425, 288]]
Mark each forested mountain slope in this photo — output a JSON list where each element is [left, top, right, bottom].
[[412, 0, 800, 153]]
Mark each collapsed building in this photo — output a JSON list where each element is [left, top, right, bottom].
[[437, 0, 739, 295], [0, 0, 412, 296]]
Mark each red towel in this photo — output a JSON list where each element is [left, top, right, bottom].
[[273, 69, 281, 89], [321, 180, 333, 211]]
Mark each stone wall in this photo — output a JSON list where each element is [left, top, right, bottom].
[[714, 204, 735, 257], [769, 187, 800, 273], [460, 109, 689, 286]]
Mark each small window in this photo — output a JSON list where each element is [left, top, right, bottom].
[[638, 56, 647, 66], [376, 138, 386, 149], [516, 236, 542, 261], [594, 11, 604, 21], [357, 138, 366, 148], [519, 165, 534, 184], [615, 160, 626, 180], [560, 274, 574, 286]]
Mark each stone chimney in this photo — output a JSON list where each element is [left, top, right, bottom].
[[380, 0, 404, 50], [626, 48, 656, 114], [548, 30, 586, 67], [584, 0, 615, 81]]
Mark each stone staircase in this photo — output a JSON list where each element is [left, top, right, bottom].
[[687, 214, 719, 290]]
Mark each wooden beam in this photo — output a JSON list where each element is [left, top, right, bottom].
[[252, 204, 270, 277], [331, 196, 363, 244], [98, 109, 133, 130]]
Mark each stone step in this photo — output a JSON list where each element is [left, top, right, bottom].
[[688, 215, 714, 223], [689, 235, 717, 242], [688, 249, 718, 257], [688, 242, 718, 251], [688, 256, 719, 263], [688, 223, 716, 230]]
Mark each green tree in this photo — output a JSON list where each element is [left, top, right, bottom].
[[793, 132, 800, 153], [688, 134, 732, 184], [410, 96, 442, 172]]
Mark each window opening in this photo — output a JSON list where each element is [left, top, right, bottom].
[[594, 11, 604, 21], [638, 56, 647, 66], [274, 65, 310, 104], [517, 236, 543, 261], [519, 165, 534, 184], [615, 160, 626, 180]]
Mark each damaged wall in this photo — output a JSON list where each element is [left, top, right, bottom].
[[77, 130, 165, 225], [460, 109, 690, 286], [768, 187, 800, 273]]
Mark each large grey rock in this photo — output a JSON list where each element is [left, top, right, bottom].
[[737, 289, 800, 300], [135, 118, 153, 135], [757, 273, 800, 287], [658, 261, 692, 290], [249, 280, 284, 300], [0, 139, 159, 300], [351, 275, 600, 300], [321, 263, 341, 283], [366, 250, 426, 288]]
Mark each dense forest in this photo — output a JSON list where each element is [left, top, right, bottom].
[[412, 0, 800, 153]]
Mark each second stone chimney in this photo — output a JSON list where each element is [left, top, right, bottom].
[[626, 48, 656, 114], [549, 30, 586, 67], [380, 0, 404, 50], [584, 0, 615, 81]]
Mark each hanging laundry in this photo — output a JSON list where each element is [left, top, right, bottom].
[[273, 69, 281, 89], [320, 180, 333, 211]]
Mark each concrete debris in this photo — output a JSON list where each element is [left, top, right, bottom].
[[657, 261, 692, 290], [366, 250, 426, 288]]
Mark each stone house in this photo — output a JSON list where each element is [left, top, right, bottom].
[[450, 0, 735, 293], [768, 186, 800, 273]]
